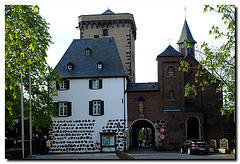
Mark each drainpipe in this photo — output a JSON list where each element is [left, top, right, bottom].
[[123, 77, 126, 151]]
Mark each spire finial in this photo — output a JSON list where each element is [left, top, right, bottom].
[[184, 6, 187, 19], [167, 37, 172, 45]]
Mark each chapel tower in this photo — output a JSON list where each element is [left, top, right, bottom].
[[177, 20, 196, 58], [78, 9, 137, 82]]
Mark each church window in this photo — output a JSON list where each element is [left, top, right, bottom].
[[168, 67, 174, 77], [186, 63, 193, 75], [169, 91, 175, 101], [103, 29, 108, 36], [89, 100, 104, 116], [89, 79, 102, 89], [56, 102, 72, 117], [138, 97, 145, 103]]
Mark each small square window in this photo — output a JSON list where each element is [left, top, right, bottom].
[[97, 62, 103, 70], [85, 48, 91, 55], [103, 29, 108, 36]]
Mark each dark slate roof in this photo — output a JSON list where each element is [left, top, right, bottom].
[[102, 9, 115, 15], [177, 20, 197, 44], [127, 82, 159, 92], [54, 38, 127, 79], [185, 102, 203, 111], [157, 45, 184, 57]]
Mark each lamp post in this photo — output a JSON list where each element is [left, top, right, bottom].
[[29, 66, 32, 156], [20, 55, 24, 159]]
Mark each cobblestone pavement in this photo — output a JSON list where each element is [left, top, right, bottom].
[[26, 153, 120, 160], [126, 148, 236, 160]]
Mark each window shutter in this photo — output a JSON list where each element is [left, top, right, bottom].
[[101, 101, 104, 115], [99, 79, 102, 89], [89, 80, 93, 89], [66, 80, 70, 90], [54, 102, 59, 116], [89, 101, 93, 115], [67, 102, 72, 116]]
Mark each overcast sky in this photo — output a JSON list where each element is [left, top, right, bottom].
[[0, 0, 237, 82], [33, 0, 236, 82]]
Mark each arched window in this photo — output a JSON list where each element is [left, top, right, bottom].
[[138, 97, 145, 103], [168, 67, 174, 77], [169, 91, 175, 101]]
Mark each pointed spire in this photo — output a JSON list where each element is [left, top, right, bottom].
[[177, 20, 196, 44], [102, 9, 115, 15]]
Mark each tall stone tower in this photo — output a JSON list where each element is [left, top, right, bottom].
[[78, 9, 137, 82]]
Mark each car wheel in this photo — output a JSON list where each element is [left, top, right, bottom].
[[188, 148, 192, 155], [205, 150, 209, 155], [180, 148, 184, 154]]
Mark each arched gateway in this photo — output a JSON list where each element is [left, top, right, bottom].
[[129, 119, 155, 148]]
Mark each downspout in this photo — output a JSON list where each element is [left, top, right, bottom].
[[123, 77, 126, 151]]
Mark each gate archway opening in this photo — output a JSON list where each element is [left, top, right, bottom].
[[130, 119, 155, 148], [186, 116, 200, 139]]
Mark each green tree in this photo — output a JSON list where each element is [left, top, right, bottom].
[[5, 5, 60, 138], [180, 5, 235, 115]]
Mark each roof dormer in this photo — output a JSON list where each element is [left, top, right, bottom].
[[85, 47, 91, 55], [97, 61, 103, 70], [67, 62, 73, 71]]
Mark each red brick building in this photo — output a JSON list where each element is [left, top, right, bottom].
[[126, 20, 224, 150]]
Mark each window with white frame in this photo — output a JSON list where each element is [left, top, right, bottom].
[[89, 100, 104, 116], [93, 101, 101, 115], [89, 79, 102, 89], [92, 80, 99, 89], [59, 81, 67, 90], [59, 102, 68, 116]]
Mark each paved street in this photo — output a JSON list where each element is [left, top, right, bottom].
[[26, 153, 120, 160], [24, 148, 236, 160], [126, 148, 236, 160]]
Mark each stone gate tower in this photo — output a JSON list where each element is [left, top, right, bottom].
[[78, 9, 137, 82]]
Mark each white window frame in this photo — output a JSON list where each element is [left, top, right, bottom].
[[92, 79, 99, 89], [59, 102, 68, 116], [59, 81, 67, 90], [93, 101, 101, 115]]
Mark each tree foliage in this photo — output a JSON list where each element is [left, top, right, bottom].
[[180, 5, 235, 115], [5, 5, 60, 138]]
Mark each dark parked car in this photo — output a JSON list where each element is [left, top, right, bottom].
[[180, 139, 209, 155]]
